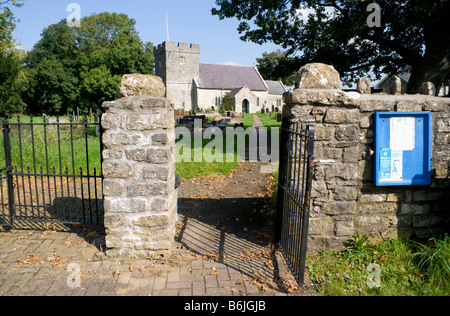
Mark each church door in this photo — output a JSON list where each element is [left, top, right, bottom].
[[242, 99, 249, 114]]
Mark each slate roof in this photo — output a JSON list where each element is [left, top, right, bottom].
[[265, 80, 287, 95], [196, 64, 268, 91]]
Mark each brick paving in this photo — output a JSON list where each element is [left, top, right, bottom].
[[0, 226, 309, 296], [0, 155, 312, 297]]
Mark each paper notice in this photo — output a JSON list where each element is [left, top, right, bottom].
[[390, 117, 415, 151]]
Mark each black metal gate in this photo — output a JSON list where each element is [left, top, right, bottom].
[[275, 117, 315, 285], [0, 113, 104, 229]]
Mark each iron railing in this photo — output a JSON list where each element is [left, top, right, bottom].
[[0, 113, 103, 228]]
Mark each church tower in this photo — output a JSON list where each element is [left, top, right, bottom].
[[154, 42, 200, 113]]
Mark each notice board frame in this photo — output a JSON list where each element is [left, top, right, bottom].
[[374, 111, 431, 187]]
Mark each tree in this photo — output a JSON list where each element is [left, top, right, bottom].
[[256, 50, 296, 87], [80, 65, 122, 109], [0, 0, 26, 52], [212, 0, 450, 94], [0, 0, 27, 116], [220, 93, 235, 113], [24, 12, 155, 114], [0, 52, 26, 116]]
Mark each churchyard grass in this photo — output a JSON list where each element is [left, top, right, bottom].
[[0, 116, 102, 176], [175, 135, 240, 179], [175, 114, 257, 179], [255, 112, 282, 129]]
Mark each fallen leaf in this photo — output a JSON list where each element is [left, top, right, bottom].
[[129, 266, 135, 272]]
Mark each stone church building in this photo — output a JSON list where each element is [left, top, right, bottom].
[[154, 41, 287, 114]]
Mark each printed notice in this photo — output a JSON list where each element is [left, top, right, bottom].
[[379, 149, 391, 180], [390, 150, 403, 181], [390, 117, 415, 151], [379, 149, 403, 182]]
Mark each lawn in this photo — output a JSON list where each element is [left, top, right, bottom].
[[255, 112, 282, 129], [175, 114, 255, 179], [0, 116, 102, 176], [307, 233, 450, 296]]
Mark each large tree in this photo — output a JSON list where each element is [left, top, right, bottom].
[[212, 0, 450, 94], [256, 50, 296, 87], [24, 12, 155, 115], [0, 0, 26, 52], [0, 0, 27, 116]]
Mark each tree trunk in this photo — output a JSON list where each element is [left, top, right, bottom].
[[407, 24, 450, 95]]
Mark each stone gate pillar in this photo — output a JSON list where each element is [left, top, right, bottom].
[[101, 74, 176, 258]]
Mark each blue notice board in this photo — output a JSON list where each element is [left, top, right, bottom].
[[374, 112, 431, 186]]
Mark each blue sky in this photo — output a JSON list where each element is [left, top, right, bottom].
[[11, 0, 282, 66]]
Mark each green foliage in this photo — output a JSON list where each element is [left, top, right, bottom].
[[347, 232, 370, 252], [256, 50, 296, 87], [212, 0, 450, 92], [412, 235, 450, 291], [80, 65, 122, 110], [219, 93, 235, 113], [307, 235, 450, 296], [0, 52, 26, 116], [0, 0, 27, 116], [23, 12, 155, 115], [0, 0, 26, 52]]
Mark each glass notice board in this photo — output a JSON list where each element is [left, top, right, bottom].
[[374, 112, 431, 186]]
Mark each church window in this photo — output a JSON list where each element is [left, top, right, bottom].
[[180, 57, 186, 64]]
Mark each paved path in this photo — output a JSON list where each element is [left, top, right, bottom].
[[253, 114, 264, 128], [0, 228, 287, 296], [0, 162, 311, 297]]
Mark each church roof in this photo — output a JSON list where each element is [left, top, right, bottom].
[[265, 80, 287, 95], [196, 64, 267, 91]]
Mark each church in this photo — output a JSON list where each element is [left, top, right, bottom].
[[154, 41, 287, 114]]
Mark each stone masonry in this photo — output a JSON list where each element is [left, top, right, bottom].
[[284, 63, 450, 253], [102, 75, 176, 258]]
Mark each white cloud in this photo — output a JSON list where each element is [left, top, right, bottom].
[[221, 61, 242, 66]]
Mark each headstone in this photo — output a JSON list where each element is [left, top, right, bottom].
[[357, 77, 372, 94], [295, 63, 342, 90]]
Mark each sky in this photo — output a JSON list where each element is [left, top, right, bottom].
[[10, 0, 282, 66]]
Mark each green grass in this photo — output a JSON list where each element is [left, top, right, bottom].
[[175, 135, 240, 179], [307, 234, 450, 296], [240, 113, 254, 128], [175, 114, 259, 179], [255, 112, 282, 129], [1, 116, 101, 176]]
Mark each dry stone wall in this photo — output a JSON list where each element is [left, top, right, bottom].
[[102, 75, 176, 258], [283, 63, 450, 253]]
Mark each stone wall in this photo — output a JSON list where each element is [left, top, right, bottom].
[[102, 75, 176, 258], [283, 63, 450, 253]]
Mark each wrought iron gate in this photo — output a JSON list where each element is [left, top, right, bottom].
[[0, 113, 104, 228], [275, 117, 315, 285]]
